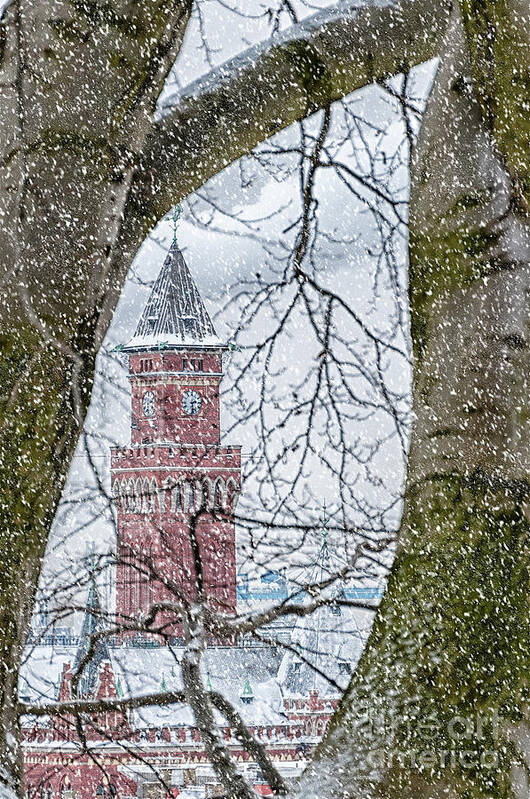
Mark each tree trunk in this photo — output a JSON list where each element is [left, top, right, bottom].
[[0, 0, 524, 795], [0, 4, 453, 791], [0, 1, 192, 791], [300, 5, 529, 798]]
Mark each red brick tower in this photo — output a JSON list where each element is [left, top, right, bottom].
[[111, 242, 241, 636]]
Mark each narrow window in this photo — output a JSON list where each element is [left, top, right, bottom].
[[214, 482, 223, 511], [172, 483, 183, 512], [187, 483, 195, 512]]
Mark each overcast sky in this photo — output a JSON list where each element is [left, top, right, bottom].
[[39, 0, 437, 608]]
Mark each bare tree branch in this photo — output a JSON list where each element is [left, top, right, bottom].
[[103, 0, 452, 337]]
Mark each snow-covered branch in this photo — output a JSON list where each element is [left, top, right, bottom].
[[17, 690, 187, 719], [110, 0, 451, 309]]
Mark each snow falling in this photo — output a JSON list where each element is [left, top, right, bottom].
[[0, 1, 528, 799]]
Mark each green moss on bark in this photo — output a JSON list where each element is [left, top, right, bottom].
[[314, 10, 529, 798], [282, 40, 333, 114], [0, 323, 96, 791], [459, 0, 530, 212], [330, 474, 529, 799], [409, 210, 498, 358]]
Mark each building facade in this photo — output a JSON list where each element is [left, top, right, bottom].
[[111, 242, 240, 630], [22, 241, 377, 799]]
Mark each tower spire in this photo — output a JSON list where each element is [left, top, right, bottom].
[[172, 203, 182, 245], [73, 563, 110, 698], [125, 238, 220, 351]]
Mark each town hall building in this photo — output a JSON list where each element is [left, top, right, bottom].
[[21, 239, 380, 799]]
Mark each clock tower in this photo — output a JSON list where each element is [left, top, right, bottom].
[[111, 241, 241, 636]]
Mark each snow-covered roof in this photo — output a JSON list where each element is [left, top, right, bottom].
[[20, 533, 380, 715], [276, 602, 372, 697], [125, 241, 222, 351], [20, 643, 286, 728], [275, 530, 377, 696], [19, 646, 73, 705], [110, 645, 285, 728]]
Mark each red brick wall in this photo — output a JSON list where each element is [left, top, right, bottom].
[[129, 351, 223, 446], [112, 348, 241, 632]]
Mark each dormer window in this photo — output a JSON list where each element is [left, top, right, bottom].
[[146, 315, 158, 332], [182, 316, 195, 335]]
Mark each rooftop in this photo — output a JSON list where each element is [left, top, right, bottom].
[[125, 241, 222, 351]]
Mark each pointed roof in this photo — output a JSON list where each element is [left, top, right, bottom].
[[240, 676, 254, 701], [73, 574, 111, 698], [125, 241, 221, 351], [277, 516, 370, 696]]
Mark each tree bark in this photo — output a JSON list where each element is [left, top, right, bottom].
[[3, 0, 524, 796], [300, 4, 529, 798], [0, 1, 193, 791], [0, 5, 454, 792]]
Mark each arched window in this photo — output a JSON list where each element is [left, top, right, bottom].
[[127, 479, 136, 512], [186, 481, 195, 513], [214, 479, 225, 511], [194, 480, 204, 510], [149, 478, 158, 512], [118, 480, 126, 513], [111, 481, 120, 507], [135, 478, 143, 513], [202, 478, 213, 510], [226, 478, 239, 509], [171, 482, 183, 512], [141, 478, 150, 513]]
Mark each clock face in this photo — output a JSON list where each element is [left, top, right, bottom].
[[182, 389, 202, 415], [142, 390, 155, 417]]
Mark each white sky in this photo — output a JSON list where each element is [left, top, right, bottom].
[[36, 0, 437, 612]]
